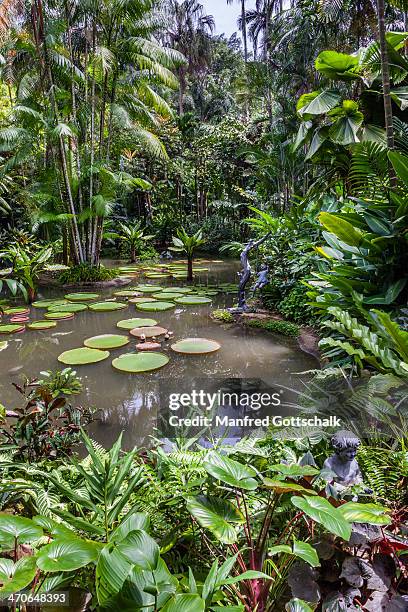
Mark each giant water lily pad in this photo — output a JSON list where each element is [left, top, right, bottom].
[[4, 307, 30, 315], [65, 292, 100, 302], [136, 286, 163, 293], [168, 287, 193, 293], [136, 301, 175, 312], [117, 318, 158, 330], [88, 301, 127, 312], [145, 273, 171, 279], [84, 334, 129, 350], [129, 297, 157, 304], [0, 324, 25, 334], [174, 296, 212, 305], [112, 352, 169, 373], [152, 292, 181, 300], [0, 341, 8, 351], [32, 299, 68, 309], [130, 326, 168, 339], [171, 338, 221, 354], [27, 320, 57, 330], [113, 290, 142, 297], [45, 312, 74, 320], [48, 303, 88, 313], [58, 347, 110, 365]]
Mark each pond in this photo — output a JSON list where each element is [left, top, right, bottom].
[[0, 259, 316, 448]]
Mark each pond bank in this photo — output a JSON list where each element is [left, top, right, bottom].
[[211, 308, 321, 362]]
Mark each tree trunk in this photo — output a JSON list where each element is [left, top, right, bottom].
[[241, 0, 248, 63], [187, 256, 193, 282], [377, 0, 396, 185]]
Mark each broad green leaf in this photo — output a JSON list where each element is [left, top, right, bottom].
[[0, 557, 37, 594], [305, 127, 329, 160], [291, 495, 352, 541], [315, 51, 359, 80], [319, 212, 363, 247], [0, 515, 43, 545], [32, 516, 74, 538], [329, 114, 363, 145], [186, 495, 244, 544], [389, 150, 408, 186], [299, 90, 342, 115], [111, 512, 150, 543], [161, 594, 205, 612], [292, 540, 320, 567], [96, 545, 132, 606], [118, 529, 160, 571], [36, 538, 100, 572], [337, 502, 392, 526], [204, 452, 258, 490], [269, 545, 292, 555], [285, 599, 314, 612]]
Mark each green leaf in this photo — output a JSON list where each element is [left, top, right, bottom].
[[204, 452, 258, 490], [118, 529, 160, 571], [186, 495, 244, 544], [161, 594, 205, 612], [292, 540, 320, 567], [319, 212, 363, 247], [96, 544, 132, 606], [315, 51, 359, 80], [337, 502, 392, 525], [111, 512, 150, 543], [221, 570, 271, 585], [263, 479, 318, 495], [329, 114, 363, 145], [0, 557, 37, 594], [299, 90, 342, 115], [291, 495, 352, 541], [388, 150, 408, 186], [36, 538, 100, 572], [285, 599, 314, 612], [0, 515, 43, 545]]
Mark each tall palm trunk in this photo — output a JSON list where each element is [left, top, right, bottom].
[[377, 0, 394, 151], [241, 0, 248, 63]]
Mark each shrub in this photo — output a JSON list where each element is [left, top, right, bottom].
[[260, 279, 283, 309], [58, 263, 119, 284], [245, 318, 300, 337], [277, 283, 315, 324], [212, 309, 235, 323]]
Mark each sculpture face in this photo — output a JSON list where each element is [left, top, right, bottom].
[[337, 446, 358, 463]]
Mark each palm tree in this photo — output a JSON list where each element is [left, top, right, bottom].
[[163, 0, 215, 115], [0, 0, 183, 266], [170, 227, 206, 281], [227, 0, 248, 63], [108, 220, 154, 263]]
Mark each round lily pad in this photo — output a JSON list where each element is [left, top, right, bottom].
[[45, 312, 75, 320], [58, 347, 110, 365], [168, 287, 193, 293], [117, 318, 157, 330], [27, 320, 57, 330], [4, 307, 30, 315], [88, 302, 127, 312], [145, 273, 171, 279], [112, 352, 169, 373], [174, 296, 212, 305], [152, 292, 180, 300], [136, 301, 175, 312], [48, 303, 88, 313], [32, 299, 68, 309], [130, 326, 168, 339], [113, 290, 142, 297], [136, 286, 163, 293], [65, 293, 100, 302], [171, 338, 221, 355], [10, 316, 29, 323], [84, 334, 129, 350], [0, 324, 25, 334], [129, 297, 157, 304]]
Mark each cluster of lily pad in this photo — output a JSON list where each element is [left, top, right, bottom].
[[0, 260, 238, 372]]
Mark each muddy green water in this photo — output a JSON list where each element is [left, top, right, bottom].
[[0, 260, 316, 448]]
